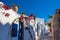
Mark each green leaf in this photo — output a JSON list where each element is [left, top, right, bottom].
[[47, 23, 51, 27], [34, 16, 36, 20], [17, 5, 20, 8], [11, 4, 15, 7], [11, 4, 19, 8], [20, 12, 25, 14], [48, 15, 53, 18]]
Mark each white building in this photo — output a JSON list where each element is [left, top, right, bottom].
[[0, 2, 49, 40]]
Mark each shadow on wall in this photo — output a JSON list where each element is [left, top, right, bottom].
[[24, 26, 34, 40], [0, 23, 10, 40]]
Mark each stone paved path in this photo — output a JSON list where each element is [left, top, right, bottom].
[[40, 33, 52, 40]]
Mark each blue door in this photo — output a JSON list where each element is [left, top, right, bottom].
[[11, 23, 18, 37]]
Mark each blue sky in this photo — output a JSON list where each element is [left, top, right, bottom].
[[1, 0, 60, 21]]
